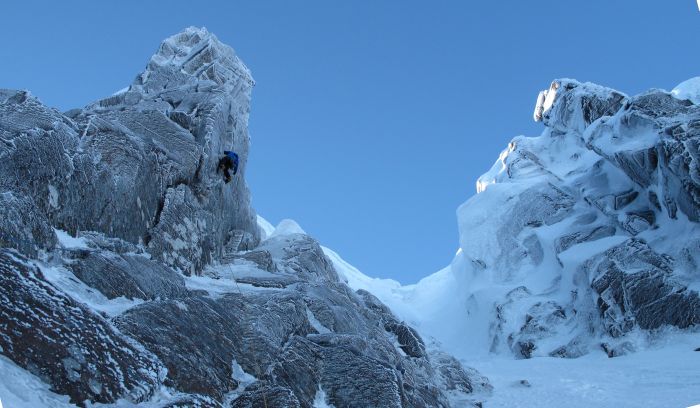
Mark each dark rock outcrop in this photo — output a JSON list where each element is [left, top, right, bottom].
[[588, 239, 700, 336], [67, 249, 189, 300], [0, 249, 164, 405]]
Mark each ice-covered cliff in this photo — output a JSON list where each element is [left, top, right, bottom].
[[0, 28, 489, 408]]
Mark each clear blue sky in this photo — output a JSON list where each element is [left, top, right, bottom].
[[2, 1, 699, 283]]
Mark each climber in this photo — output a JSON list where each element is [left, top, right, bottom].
[[217, 150, 239, 183]]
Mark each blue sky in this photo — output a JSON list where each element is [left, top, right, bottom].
[[2, 1, 699, 283]]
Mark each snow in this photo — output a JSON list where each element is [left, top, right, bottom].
[[220, 359, 259, 406], [476, 142, 515, 193], [256, 215, 275, 240], [557, 234, 629, 266], [470, 332, 700, 408], [671, 76, 700, 104], [184, 273, 279, 298], [188, 260, 287, 297], [111, 86, 129, 96], [542, 82, 558, 115], [54, 228, 89, 249], [0, 355, 74, 408], [312, 385, 336, 408], [306, 307, 331, 334], [38, 262, 143, 316], [231, 359, 257, 386], [270, 219, 306, 237], [321, 245, 417, 320], [533, 90, 547, 121]]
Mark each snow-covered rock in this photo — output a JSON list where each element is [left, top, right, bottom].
[[0, 27, 259, 276]]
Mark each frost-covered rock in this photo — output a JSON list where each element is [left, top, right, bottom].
[[66, 247, 189, 300], [0, 191, 56, 257], [113, 232, 486, 407], [459, 78, 700, 358], [534, 79, 626, 134], [0, 249, 164, 405], [587, 239, 700, 336], [0, 27, 258, 276]]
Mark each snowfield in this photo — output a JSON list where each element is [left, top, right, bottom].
[[472, 332, 700, 408]]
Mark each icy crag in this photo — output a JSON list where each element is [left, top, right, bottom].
[[371, 78, 700, 363], [0, 27, 259, 275], [0, 28, 487, 407], [475, 79, 700, 358]]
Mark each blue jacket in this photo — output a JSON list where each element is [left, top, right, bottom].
[[223, 150, 239, 174]]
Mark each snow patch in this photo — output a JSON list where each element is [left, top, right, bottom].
[[184, 273, 280, 298], [54, 229, 89, 249], [38, 263, 143, 316], [111, 86, 130, 96], [306, 307, 331, 334], [231, 359, 256, 387], [257, 215, 276, 240], [0, 355, 75, 408], [313, 385, 336, 408], [270, 219, 306, 237], [476, 141, 516, 193], [671, 76, 700, 104]]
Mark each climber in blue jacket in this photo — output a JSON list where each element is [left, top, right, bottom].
[[217, 150, 239, 183]]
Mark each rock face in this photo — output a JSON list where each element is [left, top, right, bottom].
[[66, 248, 190, 301], [0, 27, 258, 276], [0, 27, 487, 407], [588, 239, 700, 336]]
